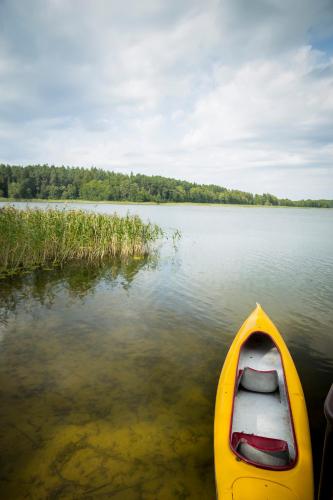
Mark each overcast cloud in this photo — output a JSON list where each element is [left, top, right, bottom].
[[0, 0, 333, 198]]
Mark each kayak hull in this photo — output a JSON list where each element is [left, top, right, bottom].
[[214, 304, 314, 500]]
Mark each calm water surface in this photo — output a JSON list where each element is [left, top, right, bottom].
[[0, 203, 332, 499]]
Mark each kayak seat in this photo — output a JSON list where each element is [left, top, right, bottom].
[[239, 366, 279, 393], [232, 432, 290, 467]]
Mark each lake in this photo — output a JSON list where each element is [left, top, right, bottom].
[[0, 202, 332, 499]]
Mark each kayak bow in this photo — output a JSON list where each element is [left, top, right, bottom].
[[214, 304, 314, 500]]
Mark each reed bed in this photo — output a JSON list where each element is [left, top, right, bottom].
[[0, 206, 164, 277]]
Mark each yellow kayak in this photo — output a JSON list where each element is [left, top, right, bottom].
[[214, 304, 314, 500]]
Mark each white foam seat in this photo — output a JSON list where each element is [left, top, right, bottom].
[[239, 366, 278, 393]]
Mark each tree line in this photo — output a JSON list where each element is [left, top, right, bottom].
[[0, 164, 332, 207]]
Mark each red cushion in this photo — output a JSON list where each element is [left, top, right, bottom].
[[232, 432, 288, 452]]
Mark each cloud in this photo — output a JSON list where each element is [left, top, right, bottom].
[[0, 0, 333, 198]]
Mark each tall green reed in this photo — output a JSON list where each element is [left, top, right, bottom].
[[0, 206, 164, 277]]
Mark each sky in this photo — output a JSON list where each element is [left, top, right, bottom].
[[0, 0, 333, 199]]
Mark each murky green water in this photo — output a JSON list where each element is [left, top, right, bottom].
[[0, 203, 332, 499]]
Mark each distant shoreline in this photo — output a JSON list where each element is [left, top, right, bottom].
[[1, 197, 331, 208], [1, 164, 332, 207]]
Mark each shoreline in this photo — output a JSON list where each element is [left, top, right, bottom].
[[0, 198, 331, 209]]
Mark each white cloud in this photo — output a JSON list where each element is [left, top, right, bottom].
[[184, 47, 333, 145], [0, 0, 333, 198]]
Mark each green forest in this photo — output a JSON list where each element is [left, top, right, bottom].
[[0, 164, 332, 207]]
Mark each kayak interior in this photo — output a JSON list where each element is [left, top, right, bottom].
[[230, 332, 297, 470]]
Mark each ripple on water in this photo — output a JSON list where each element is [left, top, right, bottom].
[[0, 204, 332, 497]]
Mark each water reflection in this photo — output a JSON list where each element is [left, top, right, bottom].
[[0, 256, 155, 326]]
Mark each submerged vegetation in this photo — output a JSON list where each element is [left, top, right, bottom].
[[1, 164, 332, 207], [0, 206, 163, 277]]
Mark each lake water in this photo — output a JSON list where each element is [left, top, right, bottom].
[[0, 202, 332, 499]]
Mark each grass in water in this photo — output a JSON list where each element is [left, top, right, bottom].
[[0, 206, 164, 277]]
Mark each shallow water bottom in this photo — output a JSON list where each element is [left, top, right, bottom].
[[0, 264, 219, 499], [0, 328, 216, 499]]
